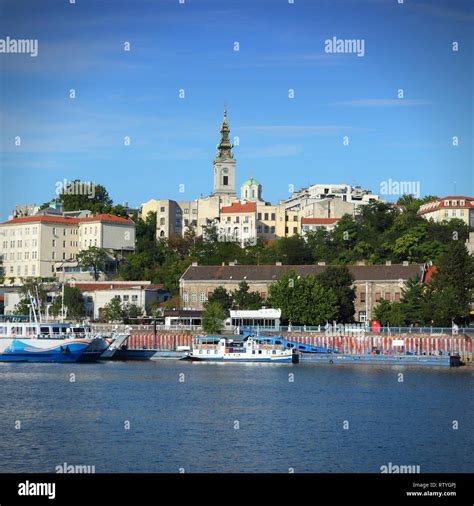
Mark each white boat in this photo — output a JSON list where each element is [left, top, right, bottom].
[[188, 335, 297, 363], [0, 319, 107, 363]]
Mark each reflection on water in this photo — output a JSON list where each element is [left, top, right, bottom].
[[0, 361, 472, 473]]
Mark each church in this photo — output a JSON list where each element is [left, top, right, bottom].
[[141, 107, 379, 244], [141, 107, 286, 245]]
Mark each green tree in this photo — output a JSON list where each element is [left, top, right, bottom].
[[53, 180, 113, 214], [202, 302, 226, 334], [50, 286, 85, 319], [316, 266, 356, 322], [399, 276, 425, 324], [373, 299, 404, 326], [14, 279, 49, 315], [231, 281, 264, 310], [424, 241, 474, 325], [267, 271, 338, 325], [76, 246, 108, 281], [207, 286, 233, 314], [102, 297, 122, 322], [121, 303, 143, 323]]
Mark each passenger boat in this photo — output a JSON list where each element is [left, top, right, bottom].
[[188, 334, 298, 363], [0, 320, 109, 363]]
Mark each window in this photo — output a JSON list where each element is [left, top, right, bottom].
[[160, 218, 165, 225], [183, 292, 189, 302], [293, 227, 297, 233], [375, 292, 381, 301], [160, 207, 165, 212], [123, 295, 129, 301], [271, 213, 276, 220], [63, 241, 66, 247], [52, 240, 56, 247], [394, 292, 401, 302], [293, 216, 298, 221], [264, 213, 268, 220], [223, 176, 228, 186], [270, 226, 275, 233], [132, 295, 138, 302], [360, 292, 366, 302], [257, 226, 262, 233], [191, 292, 197, 302], [384, 292, 391, 301], [258, 213, 262, 220], [264, 225, 269, 233], [200, 292, 206, 302]]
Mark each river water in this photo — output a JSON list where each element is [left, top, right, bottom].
[[0, 361, 472, 473]]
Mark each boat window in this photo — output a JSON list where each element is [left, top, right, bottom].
[[272, 350, 276, 354], [258, 350, 262, 354], [52, 327, 60, 334], [275, 340, 281, 345], [40, 327, 50, 334]]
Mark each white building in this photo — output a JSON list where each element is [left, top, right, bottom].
[[218, 202, 257, 246]]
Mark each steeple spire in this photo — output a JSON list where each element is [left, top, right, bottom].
[[216, 104, 233, 160]]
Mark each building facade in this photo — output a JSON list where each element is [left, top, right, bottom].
[[180, 262, 428, 322], [417, 196, 474, 227], [0, 214, 135, 284]]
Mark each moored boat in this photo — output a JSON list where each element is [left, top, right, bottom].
[[188, 334, 297, 363], [0, 321, 107, 363]]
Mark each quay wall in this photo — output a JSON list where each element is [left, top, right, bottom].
[[121, 331, 473, 363]]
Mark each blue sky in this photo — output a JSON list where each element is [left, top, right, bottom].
[[0, 0, 472, 220]]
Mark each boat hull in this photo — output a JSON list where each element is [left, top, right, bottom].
[[0, 338, 94, 363]]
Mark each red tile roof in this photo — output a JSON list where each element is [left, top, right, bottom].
[[221, 202, 257, 214], [2, 216, 79, 225], [79, 214, 134, 224], [301, 217, 339, 225], [418, 196, 474, 215], [2, 213, 134, 226]]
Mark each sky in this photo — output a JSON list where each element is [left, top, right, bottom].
[[0, 0, 473, 220]]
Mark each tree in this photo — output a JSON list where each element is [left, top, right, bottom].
[[14, 279, 49, 315], [424, 241, 474, 325], [53, 180, 113, 214], [373, 299, 404, 326], [207, 286, 233, 314], [102, 297, 122, 322], [316, 266, 356, 322], [399, 276, 425, 325], [202, 302, 225, 334], [267, 271, 338, 325], [121, 303, 143, 323], [231, 281, 264, 310], [76, 247, 108, 281], [50, 286, 85, 319]]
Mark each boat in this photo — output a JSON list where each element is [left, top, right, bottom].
[[99, 330, 130, 359], [188, 335, 298, 363], [0, 320, 107, 363]]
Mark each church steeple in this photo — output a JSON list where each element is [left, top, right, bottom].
[[216, 104, 234, 160], [212, 105, 236, 198]]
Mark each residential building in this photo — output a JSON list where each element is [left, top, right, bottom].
[[218, 202, 257, 245], [75, 281, 169, 320], [0, 213, 135, 284], [417, 196, 474, 227], [180, 262, 428, 322], [301, 217, 339, 234]]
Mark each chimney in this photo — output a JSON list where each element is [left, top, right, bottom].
[[276, 261, 282, 266], [403, 261, 409, 266], [192, 261, 198, 267], [385, 260, 392, 266]]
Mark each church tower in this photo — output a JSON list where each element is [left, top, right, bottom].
[[212, 106, 236, 197]]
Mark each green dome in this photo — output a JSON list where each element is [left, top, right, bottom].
[[242, 177, 261, 187]]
